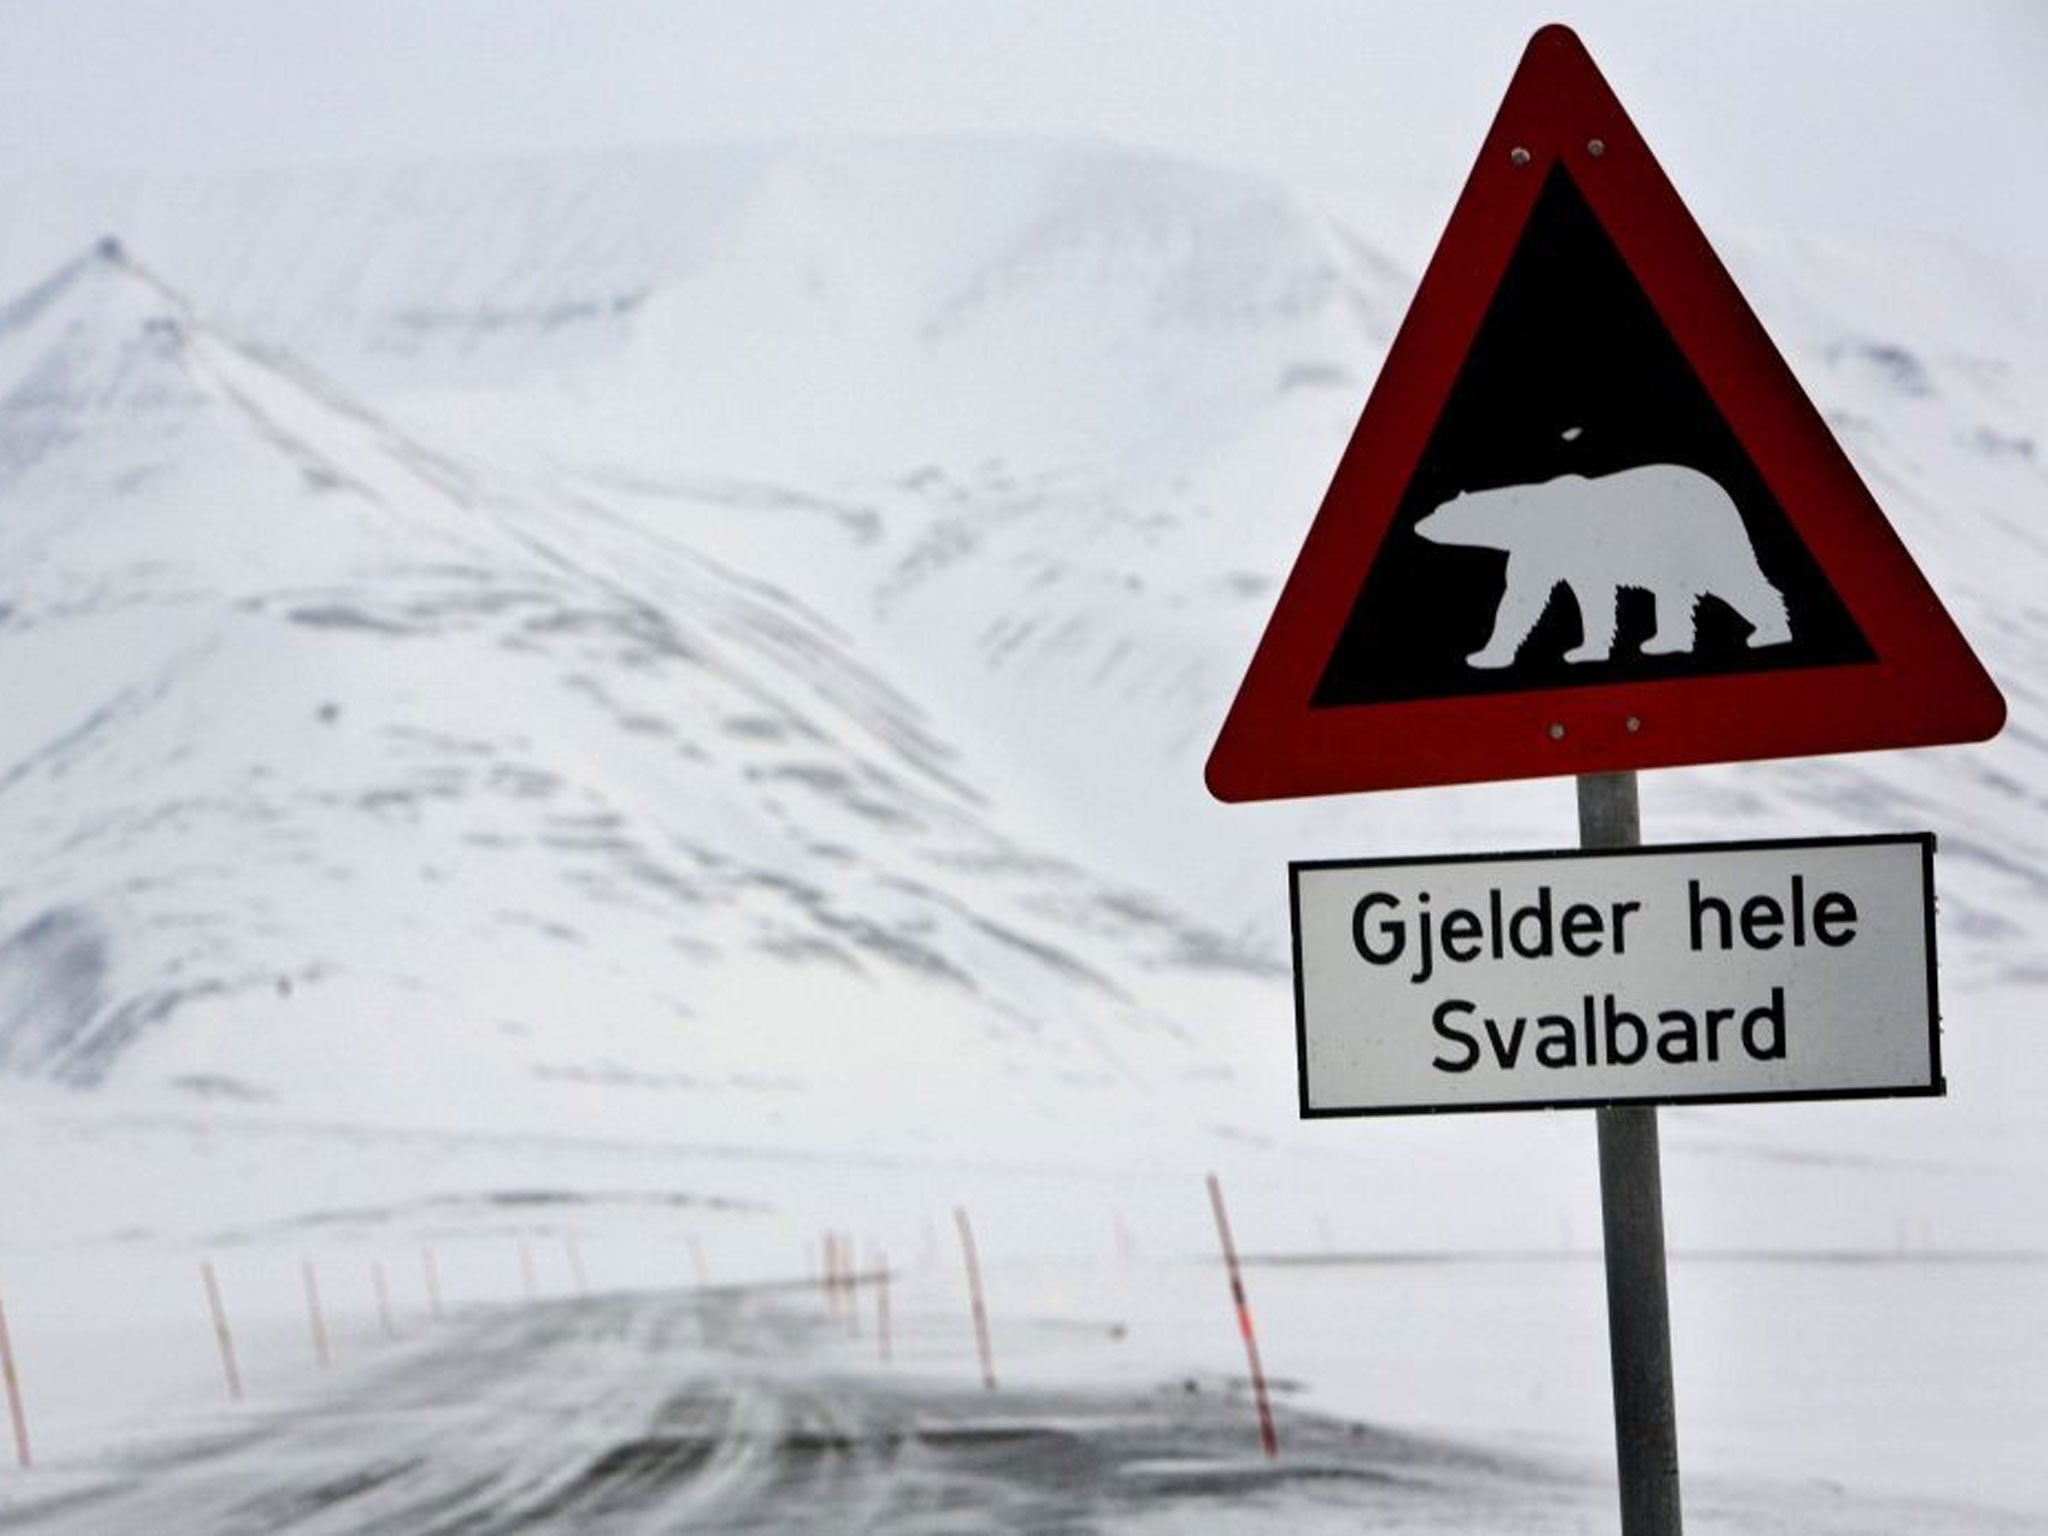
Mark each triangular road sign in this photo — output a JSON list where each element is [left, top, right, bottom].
[[1206, 25, 2005, 801]]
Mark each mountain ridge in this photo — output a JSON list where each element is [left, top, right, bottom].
[[0, 233, 1270, 1111], [0, 138, 2039, 1211]]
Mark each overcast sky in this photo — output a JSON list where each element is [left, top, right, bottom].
[[1, 0, 2043, 267]]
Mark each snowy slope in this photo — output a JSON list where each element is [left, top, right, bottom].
[[0, 234, 1271, 1143], [0, 138, 2042, 1199], [359, 143, 2046, 983], [0, 134, 2044, 1529]]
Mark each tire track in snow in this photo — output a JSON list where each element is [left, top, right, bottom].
[[0, 1282, 2027, 1534]]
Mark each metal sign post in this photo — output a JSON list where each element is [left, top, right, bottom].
[[1580, 771, 1682, 1533], [1202, 27, 2003, 1536]]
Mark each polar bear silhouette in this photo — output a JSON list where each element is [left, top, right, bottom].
[[1414, 463, 1793, 669]]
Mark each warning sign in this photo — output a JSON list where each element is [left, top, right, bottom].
[[1312, 169, 1871, 707], [1205, 25, 2004, 800], [1291, 833, 1939, 1116]]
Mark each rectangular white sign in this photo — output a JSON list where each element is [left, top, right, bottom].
[[1292, 834, 1939, 1116]]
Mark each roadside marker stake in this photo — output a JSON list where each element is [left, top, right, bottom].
[[302, 1259, 331, 1368], [1206, 1174, 1278, 1458], [201, 1260, 243, 1403], [954, 1207, 997, 1390], [565, 1235, 589, 1297], [876, 1247, 893, 1366], [845, 1232, 861, 1339], [0, 1278, 31, 1468], [423, 1249, 444, 1322], [373, 1261, 397, 1341]]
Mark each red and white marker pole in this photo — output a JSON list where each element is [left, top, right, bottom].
[[201, 1260, 243, 1403], [302, 1258, 331, 1368], [372, 1261, 396, 1341], [0, 1278, 31, 1469], [1207, 1173, 1278, 1458], [954, 1206, 997, 1390], [561, 1235, 586, 1296], [844, 1232, 861, 1339], [876, 1246, 892, 1366]]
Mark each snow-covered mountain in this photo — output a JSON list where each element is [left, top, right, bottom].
[[0, 224, 1280, 1140], [0, 136, 2043, 1220]]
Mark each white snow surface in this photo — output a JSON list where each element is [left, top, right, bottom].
[[0, 137, 2043, 1529]]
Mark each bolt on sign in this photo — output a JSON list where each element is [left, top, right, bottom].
[[1293, 834, 1936, 1116]]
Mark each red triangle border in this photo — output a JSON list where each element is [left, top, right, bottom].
[[1206, 25, 2004, 801]]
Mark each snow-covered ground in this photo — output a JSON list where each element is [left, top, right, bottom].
[[1, 1204, 2043, 1530], [0, 105, 2043, 1531], [29, 1272, 1993, 1535]]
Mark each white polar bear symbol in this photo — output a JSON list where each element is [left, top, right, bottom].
[[1414, 463, 1793, 670]]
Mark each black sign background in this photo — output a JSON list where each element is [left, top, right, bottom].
[[1313, 165, 1873, 709]]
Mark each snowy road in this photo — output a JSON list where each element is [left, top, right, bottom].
[[0, 1279, 2035, 1534]]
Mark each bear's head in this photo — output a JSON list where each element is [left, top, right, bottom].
[[1413, 476, 1578, 552], [1416, 485, 1512, 552]]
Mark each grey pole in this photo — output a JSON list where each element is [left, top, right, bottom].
[[1577, 771, 1683, 1534]]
